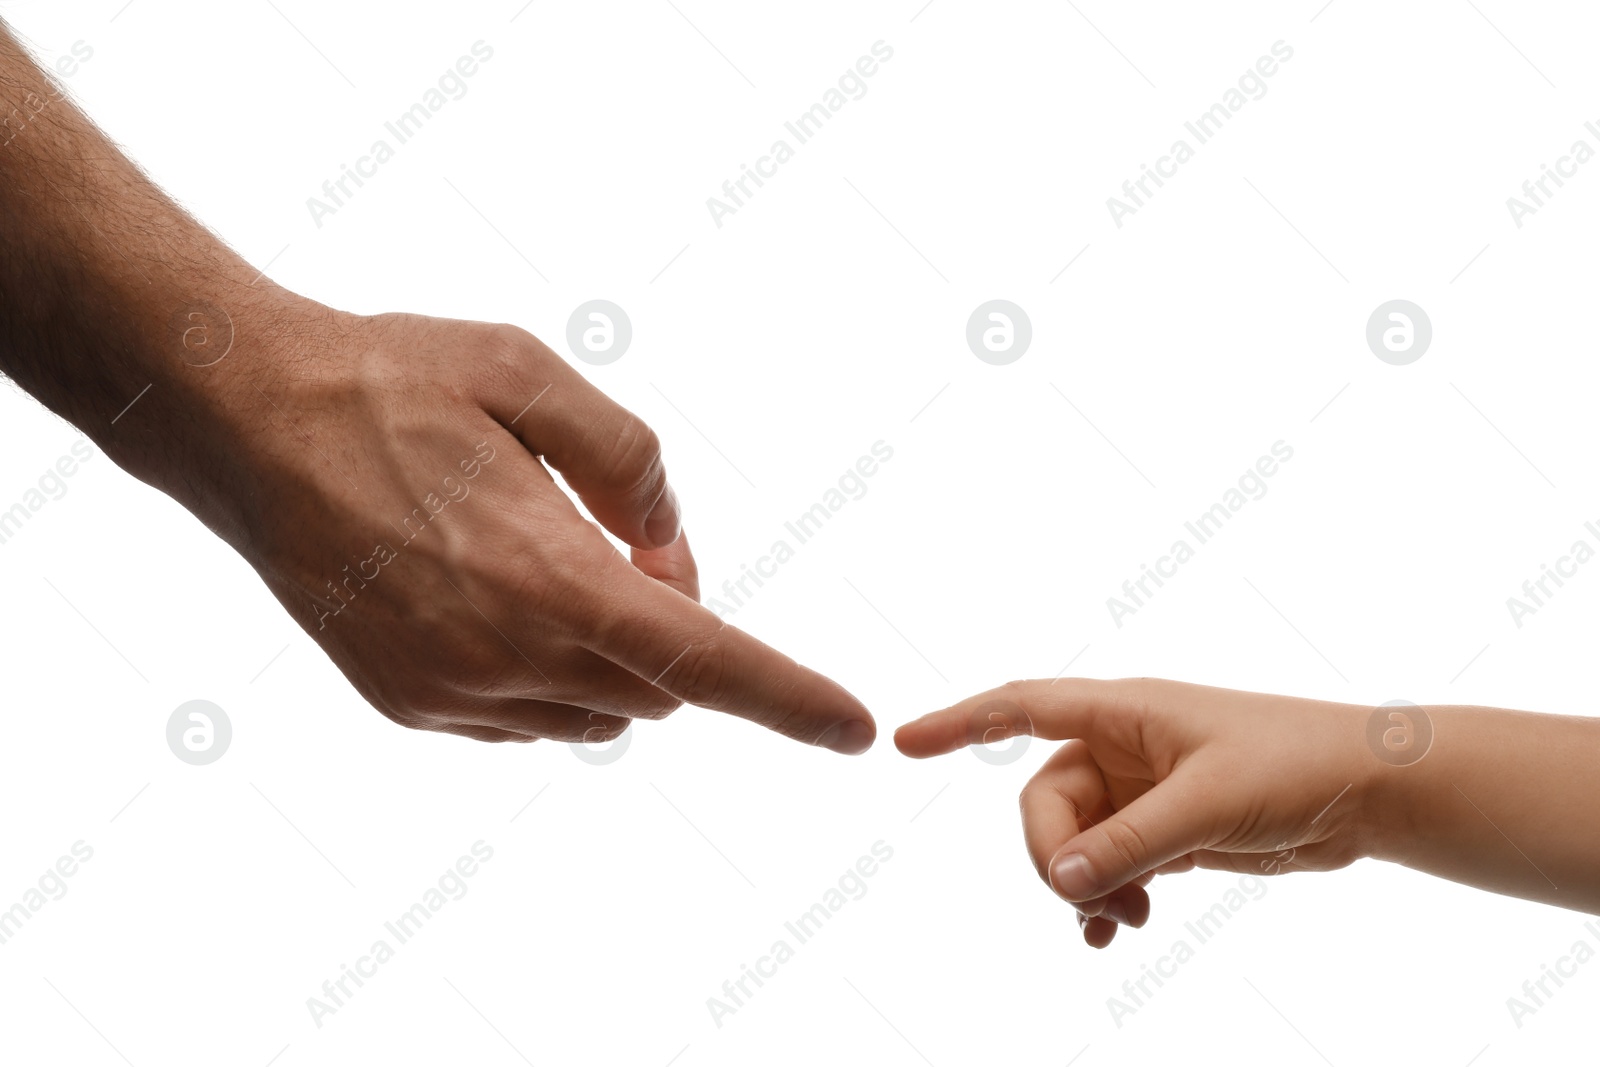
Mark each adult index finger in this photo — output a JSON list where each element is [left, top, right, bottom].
[[577, 561, 876, 754]]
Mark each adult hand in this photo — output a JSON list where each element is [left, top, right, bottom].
[[0, 23, 873, 751], [201, 305, 878, 750]]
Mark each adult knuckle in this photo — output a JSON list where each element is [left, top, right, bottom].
[[438, 635, 513, 694], [631, 692, 683, 722], [385, 708, 430, 733], [411, 607, 528, 697], [381, 698, 438, 733], [545, 543, 629, 639], [665, 639, 729, 707], [363, 680, 442, 732], [471, 728, 520, 744], [508, 550, 580, 622], [595, 414, 663, 495], [484, 322, 540, 365], [473, 323, 548, 393]]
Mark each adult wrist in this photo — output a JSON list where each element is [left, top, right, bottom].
[[95, 280, 340, 551]]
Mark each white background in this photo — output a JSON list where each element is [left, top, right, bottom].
[[1, 1, 1598, 1063]]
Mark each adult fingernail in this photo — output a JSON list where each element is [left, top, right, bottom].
[[1103, 900, 1129, 925], [645, 485, 681, 546], [1051, 853, 1098, 901], [820, 719, 875, 755]]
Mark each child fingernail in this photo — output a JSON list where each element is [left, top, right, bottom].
[[1051, 853, 1097, 900]]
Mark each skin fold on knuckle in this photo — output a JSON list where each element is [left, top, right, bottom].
[[660, 637, 730, 709], [1100, 818, 1154, 883], [555, 564, 655, 660], [432, 625, 520, 697], [1114, 675, 1170, 718], [629, 692, 682, 722], [589, 414, 664, 511], [478, 323, 544, 388], [457, 323, 559, 418], [383, 697, 451, 735], [382, 706, 432, 734], [996, 679, 1048, 739], [520, 531, 629, 641]]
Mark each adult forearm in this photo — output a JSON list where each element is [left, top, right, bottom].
[[0, 20, 310, 543]]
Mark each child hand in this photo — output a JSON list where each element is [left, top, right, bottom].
[[895, 679, 1379, 947]]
